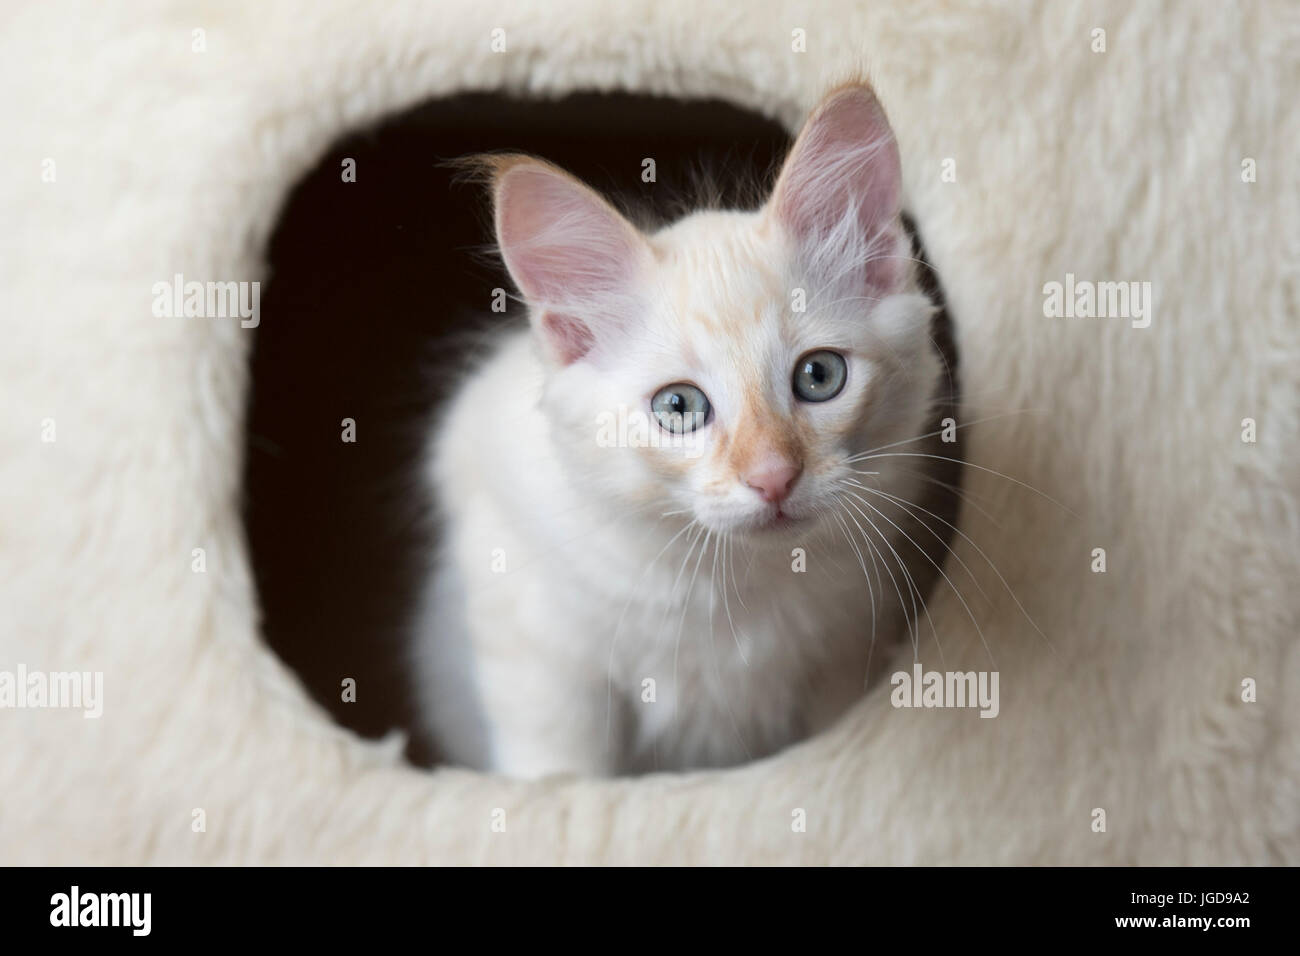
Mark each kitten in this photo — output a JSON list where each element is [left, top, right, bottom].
[[412, 84, 946, 777]]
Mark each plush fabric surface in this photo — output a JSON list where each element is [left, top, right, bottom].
[[2, 0, 1295, 864]]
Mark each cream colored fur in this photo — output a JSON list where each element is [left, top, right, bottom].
[[1, 0, 1296, 863]]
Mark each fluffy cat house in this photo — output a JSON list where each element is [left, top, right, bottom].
[[2, 0, 1296, 864]]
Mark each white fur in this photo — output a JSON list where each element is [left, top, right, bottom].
[[1, 0, 1295, 864]]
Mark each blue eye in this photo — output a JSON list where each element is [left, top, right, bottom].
[[651, 383, 710, 433], [792, 350, 847, 402]]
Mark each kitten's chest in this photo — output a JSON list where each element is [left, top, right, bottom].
[[601, 549, 874, 768]]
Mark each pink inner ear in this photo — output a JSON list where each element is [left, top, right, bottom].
[[541, 312, 596, 364], [773, 88, 904, 293], [494, 162, 648, 364]]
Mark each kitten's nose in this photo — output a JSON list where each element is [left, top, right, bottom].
[[744, 457, 802, 504]]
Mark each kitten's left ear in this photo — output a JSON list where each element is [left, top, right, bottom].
[[490, 157, 653, 365], [769, 84, 906, 293]]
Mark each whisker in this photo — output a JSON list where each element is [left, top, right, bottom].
[[837, 488, 945, 666], [707, 532, 754, 761], [848, 452, 1079, 518], [829, 507, 880, 681], [899, 468, 1005, 529], [841, 407, 1045, 461], [726, 529, 749, 612], [836, 491, 933, 661], [855, 481, 1057, 659], [719, 532, 749, 665], [839, 485, 994, 668], [672, 527, 713, 725], [844, 479, 988, 601]]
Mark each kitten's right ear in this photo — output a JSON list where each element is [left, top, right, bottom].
[[769, 84, 906, 294], [488, 157, 652, 365]]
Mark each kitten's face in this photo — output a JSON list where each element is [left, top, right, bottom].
[[491, 84, 938, 539], [543, 213, 937, 537]]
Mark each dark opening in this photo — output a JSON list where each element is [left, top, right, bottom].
[[242, 90, 960, 768], [242, 92, 797, 753]]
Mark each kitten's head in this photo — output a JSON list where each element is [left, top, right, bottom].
[[489, 84, 939, 538]]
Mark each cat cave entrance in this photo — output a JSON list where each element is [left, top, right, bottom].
[[241, 90, 963, 771]]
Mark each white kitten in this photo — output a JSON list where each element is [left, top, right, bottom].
[[412, 84, 944, 777]]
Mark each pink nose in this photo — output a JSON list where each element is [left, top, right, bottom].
[[744, 457, 802, 504]]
